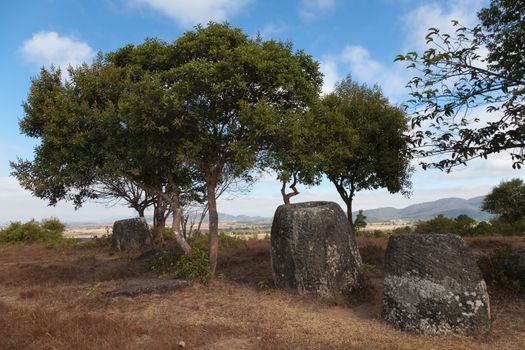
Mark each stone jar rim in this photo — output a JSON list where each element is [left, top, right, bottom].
[[284, 201, 333, 210]]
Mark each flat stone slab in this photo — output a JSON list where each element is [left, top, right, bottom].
[[383, 234, 491, 336], [108, 279, 190, 298], [271, 201, 363, 300]]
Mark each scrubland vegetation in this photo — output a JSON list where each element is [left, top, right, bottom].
[[0, 225, 524, 349]]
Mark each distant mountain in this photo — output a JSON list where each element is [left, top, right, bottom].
[[65, 212, 272, 228], [61, 196, 492, 227], [355, 196, 492, 223]]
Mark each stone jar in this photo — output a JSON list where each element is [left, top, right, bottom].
[[383, 234, 491, 336], [112, 217, 152, 251], [271, 201, 363, 300]]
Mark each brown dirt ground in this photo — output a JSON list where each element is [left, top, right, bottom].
[[0, 236, 524, 350]]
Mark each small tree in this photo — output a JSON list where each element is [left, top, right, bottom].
[[482, 178, 525, 223], [318, 76, 413, 231], [354, 210, 367, 230], [454, 214, 476, 235], [415, 214, 456, 234]]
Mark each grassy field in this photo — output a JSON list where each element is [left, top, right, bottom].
[[0, 236, 524, 349]]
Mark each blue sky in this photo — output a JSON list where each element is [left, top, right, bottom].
[[0, 0, 522, 223]]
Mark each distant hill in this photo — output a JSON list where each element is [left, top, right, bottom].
[[54, 196, 493, 227], [65, 212, 273, 228], [355, 196, 492, 223]]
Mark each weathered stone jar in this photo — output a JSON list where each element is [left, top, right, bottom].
[[383, 234, 491, 336], [271, 201, 363, 300], [112, 217, 152, 251]]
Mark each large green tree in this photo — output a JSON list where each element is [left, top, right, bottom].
[[12, 39, 198, 252], [482, 178, 525, 223], [13, 24, 322, 275], [168, 24, 322, 273], [318, 77, 412, 230], [396, 0, 525, 170]]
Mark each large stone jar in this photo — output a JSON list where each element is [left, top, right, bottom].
[[383, 234, 491, 336], [271, 201, 363, 300], [112, 217, 152, 251]]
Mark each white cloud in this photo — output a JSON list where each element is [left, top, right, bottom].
[[299, 0, 337, 20], [259, 22, 288, 40], [132, 0, 251, 27], [21, 31, 94, 69], [319, 58, 339, 94], [319, 45, 409, 100], [402, 0, 484, 51]]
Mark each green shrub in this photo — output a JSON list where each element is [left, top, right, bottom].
[[477, 248, 525, 293], [40, 217, 66, 232], [163, 227, 174, 241], [359, 244, 385, 268], [0, 218, 66, 244], [391, 226, 414, 235], [148, 248, 212, 285], [355, 229, 384, 238], [79, 233, 112, 249], [172, 248, 212, 284], [147, 251, 179, 274]]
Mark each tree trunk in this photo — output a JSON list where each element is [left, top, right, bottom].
[[332, 179, 355, 234], [170, 190, 191, 254], [138, 208, 145, 218], [346, 200, 355, 234], [196, 203, 208, 233], [281, 180, 300, 204], [207, 176, 219, 275], [152, 205, 166, 242]]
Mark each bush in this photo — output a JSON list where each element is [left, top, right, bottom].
[[477, 248, 525, 293], [0, 218, 66, 244], [173, 248, 212, 284], [163, 227, 174, 241], [148, 247, 212, 285], [359, 244, 385, 268], [391, 226, 414, 235]]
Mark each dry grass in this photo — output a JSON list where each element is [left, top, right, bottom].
[[0, 237, 524, 349]]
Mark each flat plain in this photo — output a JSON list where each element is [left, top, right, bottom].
[[0, 236, 524, 350]]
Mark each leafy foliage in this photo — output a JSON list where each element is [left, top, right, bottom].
[[148, 248, 212, 284], [318, 76, 413, 225], [0, 218, 66, 244], [482, 178, 525, 223], [397, 0, 525, 169], [354, 210, 367, 230]]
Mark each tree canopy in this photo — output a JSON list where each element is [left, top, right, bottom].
[[12, 23, 322, 275], [482, 178, 525, 223], [396, 0, 525, 170], [318, 76, 413, 228]]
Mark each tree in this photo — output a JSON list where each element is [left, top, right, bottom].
[[415, 214, 456, 234], [482, 178, 525, 223], [170, 24, 322, 274], [454, 214, 476, 235], [318, 77, 412, 230], [11, 39, 198, 252], [396, 0, 525, 170], [354, 210, 367, 230], [252, 104, 322, 204]]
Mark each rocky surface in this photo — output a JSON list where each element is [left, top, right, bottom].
[[108, 279, 190, 298], [383, 234, 491, 336], [112, 218, 152, 251], [271, 201, 363, 300]]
